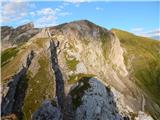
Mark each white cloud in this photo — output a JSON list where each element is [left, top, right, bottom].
[[96, 7, 103, 11], [64, 0, 88, 3], [131, 28, 160, 40], [30, 12, 35, 16], [1, 1, 72, 28], [144, 30, 160, 40], [146, 30, 160, 36], [31, 8, 56, 28], [64, 0, 108, 3], [1, 1, 35, 23], [2, 2, 26, 15], [32, 6, 72, 27], [37, 8, 55, 16], [56, 2, 70, 11], [35, 15, 57, 28], [55, 8, 61, 12]]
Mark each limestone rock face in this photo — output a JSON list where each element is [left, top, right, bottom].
[[32, 77, 154, 120], [1, 26, 14, 40], [135, 111, 154, 120], [32, 100, 62, 120], [69, 77, 154, 120], [1, 22, 40, 50], [69, 77, 123, 120]]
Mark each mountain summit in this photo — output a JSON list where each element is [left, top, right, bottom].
[[1, 20, 160, 120]]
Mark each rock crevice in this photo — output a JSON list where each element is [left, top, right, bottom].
[[48, 30, 65, 111], [1, 50, 35, 119]]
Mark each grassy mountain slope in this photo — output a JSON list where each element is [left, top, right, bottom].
[[112, 29, 160, 119], [112, 29, 160, 104]]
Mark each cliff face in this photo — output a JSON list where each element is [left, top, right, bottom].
[[1, 20, 160, 120], [1, 22, 40, 50]]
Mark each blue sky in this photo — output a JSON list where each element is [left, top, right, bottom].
[[1, 0, 160, 38]]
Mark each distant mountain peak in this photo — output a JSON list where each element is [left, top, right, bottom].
[[15, 22, 34, 29]]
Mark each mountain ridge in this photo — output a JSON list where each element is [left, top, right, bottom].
[[1, 20, 160, 120], [1, 20, 159, 47]]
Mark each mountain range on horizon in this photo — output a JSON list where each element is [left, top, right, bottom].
[[1, 20, 160, 120], [1, 20, 159, 41]]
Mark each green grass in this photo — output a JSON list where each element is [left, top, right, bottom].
[[67, 43, 77, 51], [66, 58, 79, 71], [1, 47, 19, 67], [34, 38, 48, 48], [129, 112, 138, 120], [50, 99, 57, 107], [68, 73, 95, 84], [69, 77, 92, 110], [64, 51, 79, 71], [22, 57, 54, 120], [112, 28, 160, 106]]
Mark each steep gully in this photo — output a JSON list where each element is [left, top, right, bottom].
[[1, 50, 34, 119], [47, 30, 65, 111], [47, 29, 73, 120]]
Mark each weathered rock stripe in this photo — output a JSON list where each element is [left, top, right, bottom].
[[48, 29, 65, 111], [1, 50, 34, 118]]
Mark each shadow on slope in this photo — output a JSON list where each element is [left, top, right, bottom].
[[1, 51, 34, 120]]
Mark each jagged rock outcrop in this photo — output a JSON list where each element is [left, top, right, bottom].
[[1, 66, 28, 115], [69, 77, 123, 120], [49, 39, 65, 111], [32, 100, 63, 120], [32, 77, 154, 120], [1, 50, 34, 119], [1, 26, 14, 40], [1, 23, 40, 50]]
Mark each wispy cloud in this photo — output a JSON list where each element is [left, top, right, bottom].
[[64, 0, 88, 3], [30, 7, 72, 27], [35, 15, 57, 28], [131, 27, 160, 40], [63, 0, 92, 8], [55, 8, 61, 12], [1, 1, 34, 22], [96, 7, 103, 11], [1, 1, 72, 28], [32, 2, 72, 27], [37, 8, 55, 16], [2, 2, 27, 22], [146, 30, 160, 36], [30, 8, 57, 27]]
